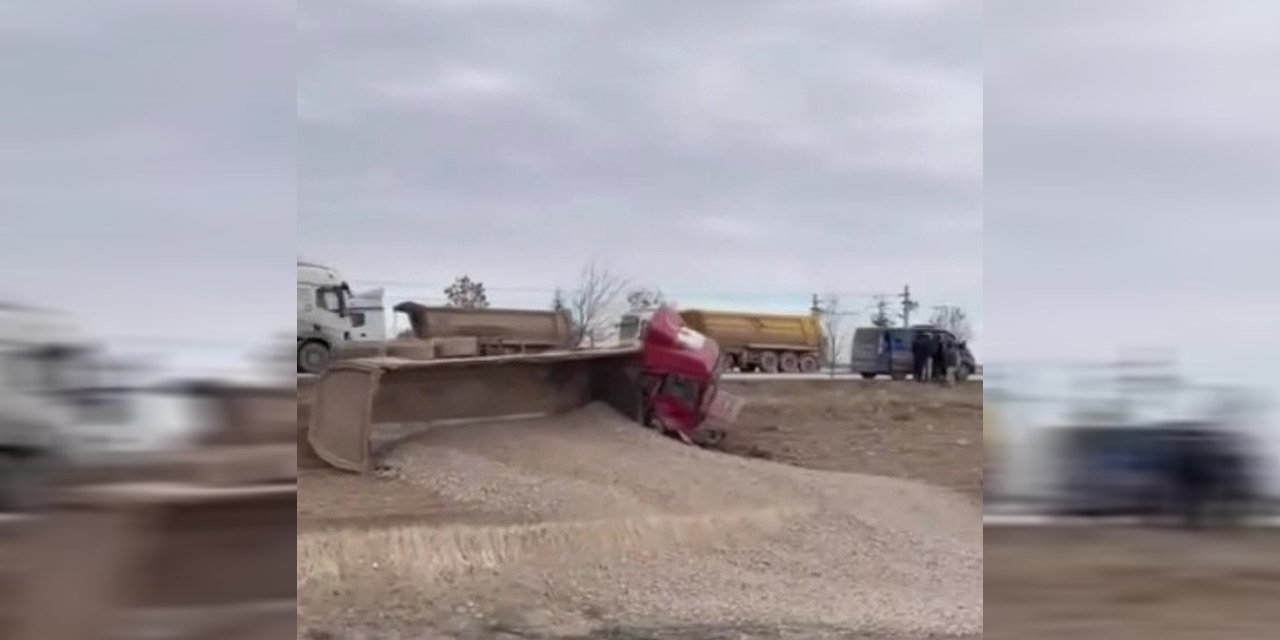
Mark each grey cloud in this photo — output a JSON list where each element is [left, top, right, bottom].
[[299, 0, 982, 326]]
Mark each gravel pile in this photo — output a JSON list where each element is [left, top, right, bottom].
[[298, 403, 982, 639]]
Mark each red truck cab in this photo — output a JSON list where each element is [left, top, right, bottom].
[[637, 306, 744, 444]]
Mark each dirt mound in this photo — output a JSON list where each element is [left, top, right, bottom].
[[298, 403, 982, 639], [722, 380, 983, 498]]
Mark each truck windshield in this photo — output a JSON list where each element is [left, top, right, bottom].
[[660, 374, 700, 407], [316, 286, 349, 317]]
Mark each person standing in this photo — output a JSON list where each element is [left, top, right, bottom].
[[911, 331, 930, 382], [942, 335, 960, 386], [930, 333, 946, 383]]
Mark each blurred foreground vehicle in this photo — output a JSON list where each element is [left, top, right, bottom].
[[1045, 371, 1269, 526], [1, 302, 295, 639], [1053, 419, 1263, 526]]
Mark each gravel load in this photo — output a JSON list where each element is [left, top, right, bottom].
[[298, 403, 983, 639]]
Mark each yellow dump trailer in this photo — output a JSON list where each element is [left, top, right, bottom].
[[678, 309, 824, 374]]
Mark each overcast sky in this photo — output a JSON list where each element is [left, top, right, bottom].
[[2, 1, 294, 376], [985, 0, 1280, 401], [298, 0, 983, 349]]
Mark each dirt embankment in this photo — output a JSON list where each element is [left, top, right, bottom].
[[298, 380, 984, 639], [721, 380, 983, 499]]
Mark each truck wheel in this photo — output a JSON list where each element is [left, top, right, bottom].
[[799, 354, 820, 373], [860, 372, 876, 380], [758, 351, 780, 374], [890, 372, 907, 381], [297, 340, 331, 374], [717, 353, 734, 373], [779, 352, 800, 374], [956, 365, 972, 382]]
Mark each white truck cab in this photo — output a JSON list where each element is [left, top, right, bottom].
[[618, 310, 656, 344], [297, 260, 354, 373]]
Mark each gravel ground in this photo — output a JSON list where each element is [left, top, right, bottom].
[[298, 403, 983, 639]]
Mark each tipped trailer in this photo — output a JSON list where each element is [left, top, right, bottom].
[[305, 306, 745, 473]]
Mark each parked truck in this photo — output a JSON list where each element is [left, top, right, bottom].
[[621, 309, 824, 374], [392, 302, 576, 356], [297, 260, 356, 374]]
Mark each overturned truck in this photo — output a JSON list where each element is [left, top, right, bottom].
[[307, 306, 744, 473]]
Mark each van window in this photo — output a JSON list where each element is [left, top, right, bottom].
[[890, 330, 910, 351]]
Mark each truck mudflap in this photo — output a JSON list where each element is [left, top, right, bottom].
[[307, 348, 642, 473]]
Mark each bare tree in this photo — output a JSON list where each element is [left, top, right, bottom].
[[928, 305, 973, 342], [444, 275, 489, 308], [569, 260, 629, 346], [816, 295, 854, 378], [625, 287, 666, 312]]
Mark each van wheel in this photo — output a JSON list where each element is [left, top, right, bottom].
[[860, 372, 876, 380], [298, 341, 331, 374]]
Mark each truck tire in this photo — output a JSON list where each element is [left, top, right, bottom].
[[890, 372, 907, 381], [758, 351, 780, 374], [860, 372, 876, 380], [718, 353, 734, 373], [798, 354, 820, 373], [779, 352, 800, 374], [297, 340, 331, 374], [956, 365, 972, 382]]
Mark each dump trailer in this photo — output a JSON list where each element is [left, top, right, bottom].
[[393, 302, 575, 356], [306, 305, 745, 473], [676, 309, 824, 374]]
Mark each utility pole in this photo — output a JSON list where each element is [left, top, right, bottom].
[[810, 294, 822, 315], [898, 285, 918, 327]]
